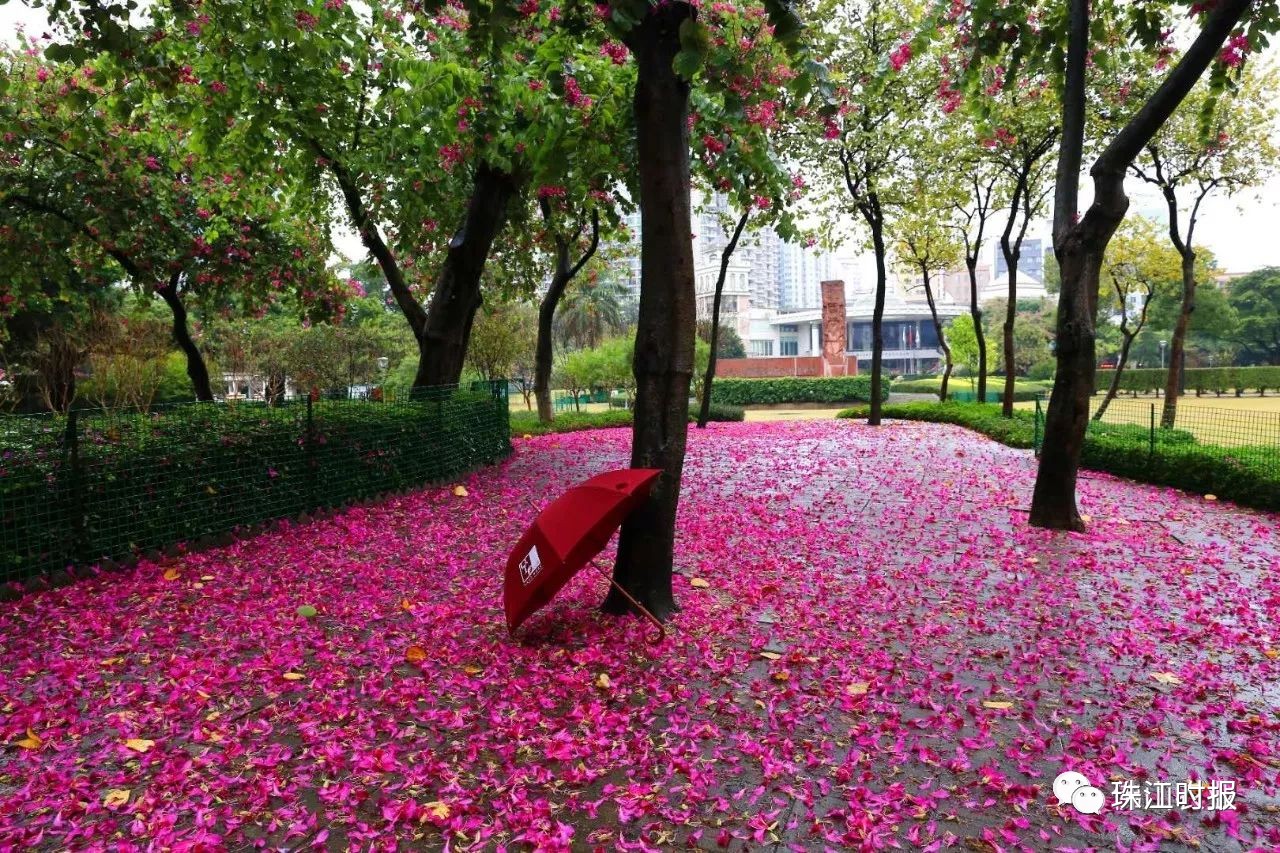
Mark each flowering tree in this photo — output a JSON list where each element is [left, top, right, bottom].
[[1127, 69, 1279, 427], [689, 0, 814, 429], [955, 0, 1280, 530], [0, 44, 338, 402], [813, 0, 934, 426]]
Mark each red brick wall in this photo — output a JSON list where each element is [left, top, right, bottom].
[[716, 356, 858, 378]]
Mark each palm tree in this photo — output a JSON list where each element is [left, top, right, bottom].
[[556, 274, 629, 350]]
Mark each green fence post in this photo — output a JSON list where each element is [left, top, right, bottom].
[[1149, 403, 1156, 461], [64, 409, 88, 564], [306, 395, 317, 509]]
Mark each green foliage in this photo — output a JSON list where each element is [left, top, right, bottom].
[[946, 315, 996, 380], [1094, 366, 1280, 395], [696, 320, 746, 359], [710, 376, 887, 405], [509, 399, 743, 436], [1229, 267, 1280, 365], [0, 394, 511, 581]]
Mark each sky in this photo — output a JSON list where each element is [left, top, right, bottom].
[[4, 3, 1279, 274]]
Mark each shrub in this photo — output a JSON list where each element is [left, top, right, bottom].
[[510, 401, 745, 437], [1027, 359, 1056, 381], [1094, 365, 1280, 396], [711, 376, 888, 405], [888, 379, 942, 397], [1, 394, 511, 582]]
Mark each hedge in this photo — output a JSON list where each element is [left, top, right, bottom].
[[1095, 366, 1280, 396], [0, 392, 512, 584], [509, 402, 745, 437], [835, 401, 1279, 512], [891, 378, 1049, 402], [711, 376, 888, 406]]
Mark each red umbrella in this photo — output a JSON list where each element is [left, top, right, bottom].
[[504, 468, 665, 639]]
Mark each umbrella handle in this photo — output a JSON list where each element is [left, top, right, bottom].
[[589, 560, 667, 645]]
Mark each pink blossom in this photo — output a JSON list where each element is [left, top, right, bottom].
[[889, 42, 913, 72], [599, 41, 628, 65]]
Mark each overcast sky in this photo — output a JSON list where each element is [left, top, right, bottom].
[[4, 3, 1278, 273]]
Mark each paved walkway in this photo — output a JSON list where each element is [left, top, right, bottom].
[[1, 420, 1278, 850]]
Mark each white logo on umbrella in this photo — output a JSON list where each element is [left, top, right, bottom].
[[518, 545, 543, 585]]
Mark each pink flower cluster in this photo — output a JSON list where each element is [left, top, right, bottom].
[[744, 99, 779, 130], [1220, 33, 1249, 68], [563, 76, 592, 110], [599, 41, 628, 65], [889, 42, 913, 72]]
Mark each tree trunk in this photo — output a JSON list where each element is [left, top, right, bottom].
[[157, 282, 214, 402], [1161, 249, 1195, 428], [697, 209, 750, 429], [415, 164, 520, 389], [535, 207, 599, 423], [966, 257, 988, 402], [535, 261, 571, 423], [1001, 261, 1018, 416], [1093, 329, 1136, 421], [604, 3, 695, 622], [867, 202, 887, 425], [920, 265, 953, 401]]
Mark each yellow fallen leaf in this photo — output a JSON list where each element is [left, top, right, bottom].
[[405, 646, 427, 664], [1151, 671, 1183, 686], [771, 671, 790, 682], [1205, 494, 1218, 501], [1264, 649, 1279, 660], [282, 672, 305, 681], [845, 682, 870, 696], [100, 657, 124, 666], [399, 598, 414, 612], [124, 738, 155, 753], [452, 485, 469, 497], [15, 728, 42, 750], [200, 575, 214, 581], [205, 486, 216, 495], [759, 651, 782, 661], [163, 568, 180, 581], [522, 433, 533, 440], [462, 664, 483, 675], [103, 789, 130, 808], [204, 710, 221, 722], [593, 672, 611, 689], [1080, 513, 1092, 523], [423, 800, 451, 820], [690, 578, 710, 589], [982, 700, 1014, 710]]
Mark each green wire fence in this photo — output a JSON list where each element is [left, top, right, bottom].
[[1033, 394, 1280, 468], [0, 382, 511, 585]]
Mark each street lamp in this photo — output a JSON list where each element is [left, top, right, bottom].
[[1159, 340, 1167, 369]]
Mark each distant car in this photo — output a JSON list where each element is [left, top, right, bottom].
[[1099, 360, 1118, 369]]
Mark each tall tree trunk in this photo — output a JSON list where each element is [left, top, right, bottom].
[[157, 279, 214, 402], [697, 209, 750, 429], [920, 264, 953, 401], [1002, 263, 1018, 414], [1094, 330, 1137, 421], [1161, 248, 1196, 429], [535, 206, 599, 423], [604, 4, 696, 622], [415, 164, 520, 389], [966, 257, 988, 402], [866, 200, 887, 425], [1029, 0, 1247, 530]]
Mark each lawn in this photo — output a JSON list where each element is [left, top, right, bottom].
[[2, 421, 1278, 850]]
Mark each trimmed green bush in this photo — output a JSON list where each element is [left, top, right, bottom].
[[835, 401, 1279, 512], [0, 393, 512, 583], [711, 376, 887, 405], [510, 401, 745, 437], [1095, 365, 1280, 396]]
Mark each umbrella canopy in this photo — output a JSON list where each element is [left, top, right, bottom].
[[504, 468, 663, 633]]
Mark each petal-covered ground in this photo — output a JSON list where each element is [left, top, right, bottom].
[[2, 419, 1279, 852]]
